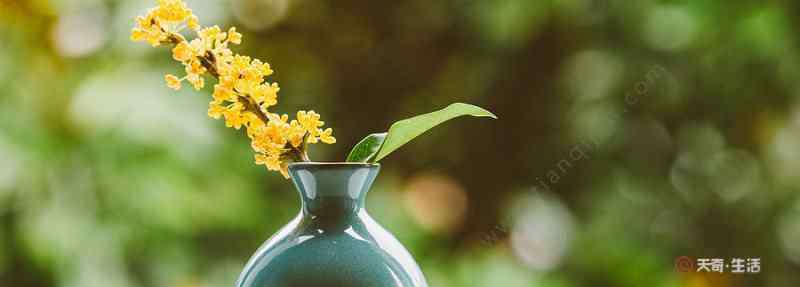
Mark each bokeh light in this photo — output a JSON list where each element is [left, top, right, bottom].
[[778, 200, 800, 265], [562, 50, 624, 102], [51, 5, 109, 58], [402, 173, 468, 234], [643, 4, 698, 52], [230, 0, 290, 31], [766, 105, 800, 187], [509, 191, 575, 272]]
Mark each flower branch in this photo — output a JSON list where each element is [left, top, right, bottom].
[[132, 0, 334, 178]]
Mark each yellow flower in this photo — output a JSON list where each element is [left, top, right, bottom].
[[187, 15, 200, 30], [188, 38, 206, 55], [186, 73, 204, 90], [251, 59, 273, 76], [172, 41, 194, 61], [131, 26, 166, 47], [130, 0, 195, 47], [319, 128, 336, 144], [227, 27, 242, 45], [130, 29, 147, 42], [234, 77, 256, 95], [288, 120, 306, 148], [265, 83, 279, 105], [184, 59, 206, 77], [130, 15, 166, 47], [208, 101, 225, 119], [251, 82, 279, 107], [223, 103, 246, 129], [231, 55, 251, 71], [153, 0, 193, 22], [165, 74, 182, 90], [297, 110, 323, 132], [198, 26, 223, 43], [255, 153, 289, 178], [213, 85, 236, 102]]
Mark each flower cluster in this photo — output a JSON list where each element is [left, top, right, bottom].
[[130, 0, 198, 47], [131, 0, 335, 177]]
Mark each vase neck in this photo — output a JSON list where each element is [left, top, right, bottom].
[[289, 163, 380, 218]]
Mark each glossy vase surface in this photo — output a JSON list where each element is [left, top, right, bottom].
[[235, 162, 428, 287]]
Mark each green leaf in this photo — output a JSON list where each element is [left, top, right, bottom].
[[372, 103, 496, 162], [345, 133, 387, 162]]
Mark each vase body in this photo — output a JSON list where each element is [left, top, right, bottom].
[[235, 163, 428, 287]]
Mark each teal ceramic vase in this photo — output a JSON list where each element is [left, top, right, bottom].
[[235, 162, 428, 287]]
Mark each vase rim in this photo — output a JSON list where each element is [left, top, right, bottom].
[[288, 162, 380, 168]]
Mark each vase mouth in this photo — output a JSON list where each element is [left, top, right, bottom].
[[288, 162, 381, 209], [288, 162, 380, 169]]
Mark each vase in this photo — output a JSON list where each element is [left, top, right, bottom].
[[235, 162, 428, 287]]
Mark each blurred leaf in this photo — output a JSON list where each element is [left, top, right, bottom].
[[346, 133, 386, 162]]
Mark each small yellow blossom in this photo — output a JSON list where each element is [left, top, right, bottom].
[[130, 29, 147, 42], [222, 102, 246, 129], [297, 111, 324, 135], [213, 85, 236, 102], [172, 41, 194, 61], [319, 128, 336, 144], [227, 27, 242, 45], [187, 15, 200, 30], [250, 82, 278, 107], [208, 101, 225, 119], [165, 74, 181, 90], [153, 0, 193, 22], [198, 26, 223, 43], [132, 0, 335, 178], [186, 73, 204, 90], [188, 38, 206, 55], [184, 59, 205, 76], [130, 0, 194, 47]]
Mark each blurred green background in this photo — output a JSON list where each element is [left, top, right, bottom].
[[2, 0, 800, 286]]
